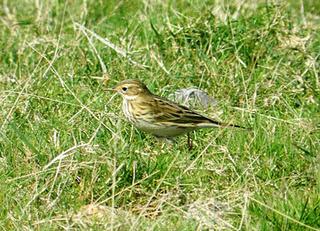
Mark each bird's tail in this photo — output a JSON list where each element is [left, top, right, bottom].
[[200, 117, 249, 130]]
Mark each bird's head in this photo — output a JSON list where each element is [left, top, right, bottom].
[[113, 79, 151, 100]]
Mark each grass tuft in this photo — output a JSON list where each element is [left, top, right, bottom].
[[1, 0, 319, 230]]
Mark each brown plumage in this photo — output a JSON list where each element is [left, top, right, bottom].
[[113, 79, 245, 143]]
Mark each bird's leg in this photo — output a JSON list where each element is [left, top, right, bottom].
[[187, 133, 193, 150]]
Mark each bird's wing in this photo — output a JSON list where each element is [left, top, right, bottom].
[[151, 96, 225, 128]]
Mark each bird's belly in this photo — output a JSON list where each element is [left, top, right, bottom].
[[134, 120, 191, 137]]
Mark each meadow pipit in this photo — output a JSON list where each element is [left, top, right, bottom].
[[113, 79, 245, 148]]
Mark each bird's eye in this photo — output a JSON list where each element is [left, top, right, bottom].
[[122, 87, 128, 92]]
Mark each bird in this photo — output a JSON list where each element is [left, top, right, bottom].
[[112, 79, 245, 148]]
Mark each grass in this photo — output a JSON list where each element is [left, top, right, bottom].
[[0, 0, 319, 230]]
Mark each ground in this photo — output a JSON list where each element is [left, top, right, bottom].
[[0, 0, 319, 230]]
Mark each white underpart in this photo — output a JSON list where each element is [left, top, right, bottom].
[[122, 99, 134, 122], [123, 94, 138, 100], [134, 121, 194, 137]]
